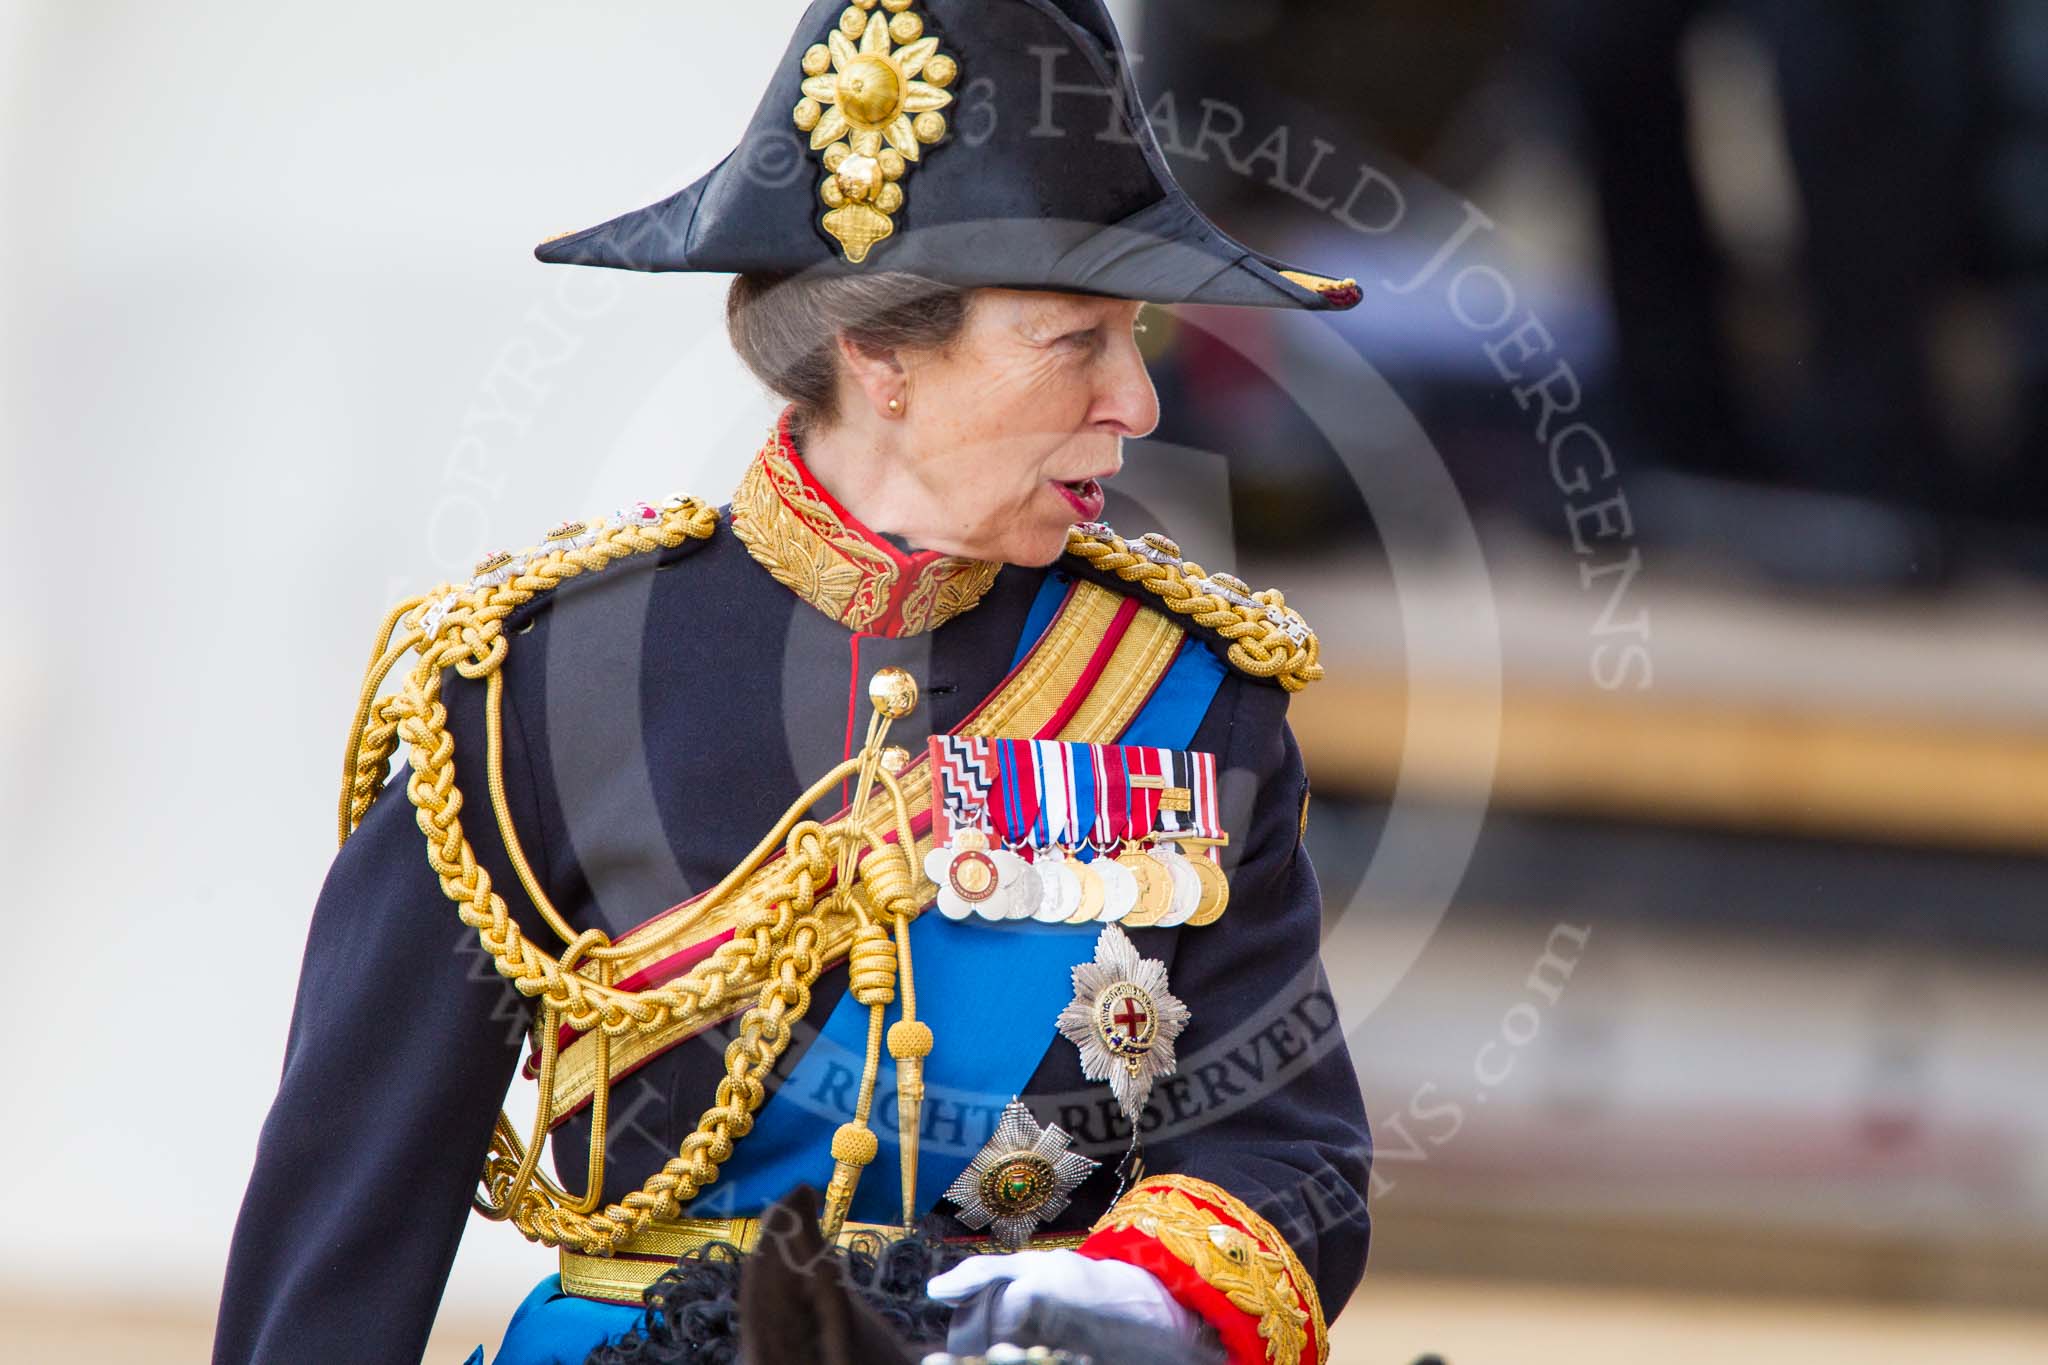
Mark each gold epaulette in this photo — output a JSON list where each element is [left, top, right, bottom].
[[414, 495, 722, 640], [339, 494, 720, 845], [1063, 521, 1323, 692]]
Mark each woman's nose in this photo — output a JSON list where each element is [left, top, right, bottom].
[[1097, 335, 1161, 439]]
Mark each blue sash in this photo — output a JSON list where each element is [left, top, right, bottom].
[[482, 1276, 639, 1364], [684, 571, 1226, 1222]]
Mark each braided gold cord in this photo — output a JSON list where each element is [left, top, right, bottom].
[[478, 864, 838, 1252], [847, 923, 898, 1003], [374, 501, 764, 1040], [338, 497, 960, 1254], [1063, 526, 1323, 692], [339, 595, 426, 845]]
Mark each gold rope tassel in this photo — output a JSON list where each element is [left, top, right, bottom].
[[818, 682, 901, 1239], [862, 736, 933, 1227], [817, 669, 932, 1239]]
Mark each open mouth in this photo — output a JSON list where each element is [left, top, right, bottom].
[[1051, 476, 1106, 521]]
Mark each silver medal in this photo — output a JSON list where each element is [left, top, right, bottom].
[[1090, 845, 1140, 923], [1148, 841, 1203, 927], [987, 847, 1041, 921], [1032, 845, 1084, 922]]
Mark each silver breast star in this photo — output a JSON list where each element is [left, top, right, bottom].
[[943, 1099, 1100, 1250], [1055, 923, 1190, 1124]]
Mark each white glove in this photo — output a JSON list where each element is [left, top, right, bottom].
[[925, 1247, 1200, 1354]]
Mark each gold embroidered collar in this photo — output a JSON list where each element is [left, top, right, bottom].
[[731, 407, 1000, 637]]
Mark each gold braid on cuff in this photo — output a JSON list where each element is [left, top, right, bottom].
[[1091, 1173, 1327, 1365]]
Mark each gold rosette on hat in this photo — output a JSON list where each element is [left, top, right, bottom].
[[791, 0, 957, 262]]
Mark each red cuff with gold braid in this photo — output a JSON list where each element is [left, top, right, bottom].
[[1075, 1173, 1327, 1365]]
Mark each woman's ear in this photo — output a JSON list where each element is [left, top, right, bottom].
[[833, 331, 908, 420]]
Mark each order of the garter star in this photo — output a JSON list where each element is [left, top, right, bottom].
[[1056, 923, 1190, 1123]]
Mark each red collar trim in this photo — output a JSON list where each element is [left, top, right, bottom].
[[730, 407, 1000, 637], [776, 408, 952, 582]]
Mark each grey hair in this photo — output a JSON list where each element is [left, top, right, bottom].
[[725, 271, 974, 440]]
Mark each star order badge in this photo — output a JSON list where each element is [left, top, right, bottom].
[[1056, 923, 1190, 1123], [943, 1099, 1100, 1250]]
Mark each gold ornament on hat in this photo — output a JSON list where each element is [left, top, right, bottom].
[[793, 1, 956, 263]]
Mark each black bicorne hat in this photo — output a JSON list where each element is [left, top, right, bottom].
[[535, 0, 1361, 312]]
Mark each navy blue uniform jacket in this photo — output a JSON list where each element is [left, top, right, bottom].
[[214, 466, 1372, 1363]]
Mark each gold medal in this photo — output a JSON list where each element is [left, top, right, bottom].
[[1119, 839, 1175, 927], [923, 827, 998, 921], [1183, 844, 1230, 925], [1064, 852, 1106, 923]]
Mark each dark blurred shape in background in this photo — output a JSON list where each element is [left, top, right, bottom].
[[1140, 0, 2048, 586], [1116, 0, 2048, 1331]]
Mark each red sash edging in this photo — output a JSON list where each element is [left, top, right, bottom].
[[1033, 595, 1140, 739]]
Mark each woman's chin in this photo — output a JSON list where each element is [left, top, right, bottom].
[[990, 522, 1078, 568]]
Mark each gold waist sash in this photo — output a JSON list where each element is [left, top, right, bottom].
[[558, 1213, 1089, 1303]]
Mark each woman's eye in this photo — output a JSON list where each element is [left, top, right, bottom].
[[1062, 328, 1100, 348]]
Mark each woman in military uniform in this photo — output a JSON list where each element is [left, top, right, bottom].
[[215, 3, 1372, 1362]]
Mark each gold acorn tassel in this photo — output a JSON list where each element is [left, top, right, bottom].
[[853, 778, 935, 1227], [821, 1121, 877, 1241], [821, 920, 896, 1239], [819, 667, 925, 1239], [887, 912, 932, 1226]]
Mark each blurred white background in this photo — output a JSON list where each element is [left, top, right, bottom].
[[0, 0, 802, 1351]]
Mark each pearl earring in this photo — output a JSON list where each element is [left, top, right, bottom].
[[887, 396, 902, 413]]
